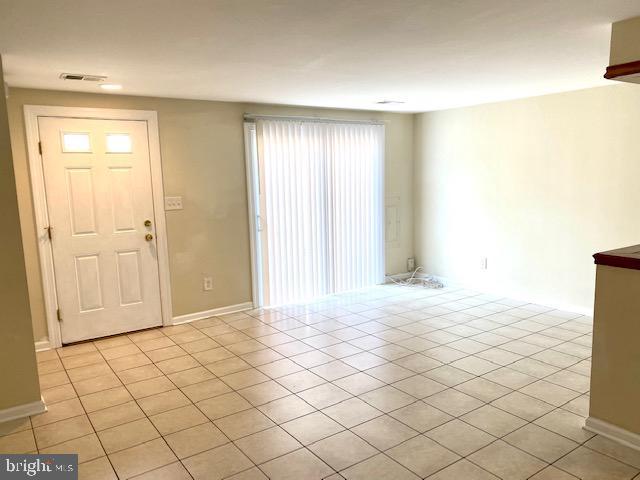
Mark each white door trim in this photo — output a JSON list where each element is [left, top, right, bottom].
[[243, 122, 263, 308], [24, 105, 173, 348]]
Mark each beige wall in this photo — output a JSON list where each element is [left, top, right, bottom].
[[7, 88, 415, 342], [589, 264, 640, 434], [0, 59, 41, 409], [414, 83, 640, 313]]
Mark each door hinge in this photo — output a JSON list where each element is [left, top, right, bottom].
[[38, 141, 42, 155], [45, 225, 53, 240], [56, 308, 63, 322]]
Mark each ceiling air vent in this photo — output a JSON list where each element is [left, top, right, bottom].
[[59, 73, 107, 82]]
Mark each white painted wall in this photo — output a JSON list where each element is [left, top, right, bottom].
[[414, 83, 640, 313]]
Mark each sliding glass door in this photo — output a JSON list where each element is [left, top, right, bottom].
[[245, 117, 385, 307]]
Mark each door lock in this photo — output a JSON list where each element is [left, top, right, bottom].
[[145, 233, 154, 241], [144, 220, 152, 227]]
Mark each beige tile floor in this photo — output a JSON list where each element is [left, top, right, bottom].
[[2, 284, 640, 479]]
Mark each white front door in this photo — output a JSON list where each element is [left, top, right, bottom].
[[39, 117, 163, 343]]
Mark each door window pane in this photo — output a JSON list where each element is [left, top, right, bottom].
[[62, 132, 91, 152], [106, 133, 132, 153]]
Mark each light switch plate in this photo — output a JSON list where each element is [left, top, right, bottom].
[[165, 196, 183, 211]]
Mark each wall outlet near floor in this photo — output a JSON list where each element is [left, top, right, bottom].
[[480, 257, 488, 270], [203, 276, 213, 291], [407, 257, 415, 272]]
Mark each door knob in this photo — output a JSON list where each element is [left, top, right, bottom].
[[144, 220, 152, 227], [145, 233, 154, 241]]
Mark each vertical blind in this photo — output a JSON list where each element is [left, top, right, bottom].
[[256, 118, 384, 306]]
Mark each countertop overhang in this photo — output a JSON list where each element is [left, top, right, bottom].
[[594, 245, 640, 270]]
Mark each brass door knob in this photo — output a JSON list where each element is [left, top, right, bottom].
[[144, 220, 152, 227], [145, 233, 154, 241]]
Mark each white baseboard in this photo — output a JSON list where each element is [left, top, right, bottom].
[[425, 273, 592, 316], [0, 397, 47, 423], [584, 416, 640, 452], [172, 302, 254, 325], [34, 340, 52, 352]]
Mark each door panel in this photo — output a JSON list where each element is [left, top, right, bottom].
[[74, 254, 103, 311], [66, 167, 98, 235], [39, 117, 162, 343], [109, 167, 136, 232], [116, 250, 144, 305]]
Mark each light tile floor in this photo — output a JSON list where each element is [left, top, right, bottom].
[[3, 284, 640, 479]]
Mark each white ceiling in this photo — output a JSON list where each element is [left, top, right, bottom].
[[0, 0, 639, 112]]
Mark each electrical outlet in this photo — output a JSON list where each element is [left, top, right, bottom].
[[480, 257, 488, 270], [165, 196, 183, 211], [407, 257, 415, 272], [203, 276, 213, 291]]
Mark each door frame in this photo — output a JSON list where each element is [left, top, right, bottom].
[[24, 105, 173, 348], [243, 122, 263, 308]]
